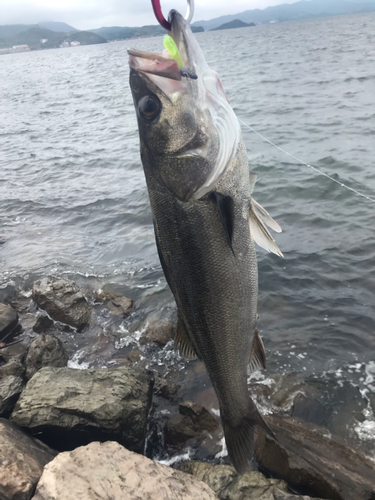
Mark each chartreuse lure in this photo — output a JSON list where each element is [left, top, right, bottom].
[[164, 34, 183, 69]]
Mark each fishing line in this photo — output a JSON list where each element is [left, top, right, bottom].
[[237, 117, 375, 204]]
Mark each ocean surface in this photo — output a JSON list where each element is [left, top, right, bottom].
[[1, 13, 375, 460]]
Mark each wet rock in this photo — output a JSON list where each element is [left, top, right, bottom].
[[33, 315, 54, 333], [25, 334, 68, 380], [0, 340, 27, 364], [0, 418, 56, 500], [126, 348, 143, 363], [254, 415, 375, 500], [33, 441, 217, 500], [11, 366, 153, 453], [0, 360, 25, 418], [96, 289, 133, 317], [165, 401, 219, 448], [140, 319, 174, 346], [32, 278, 92, 330], [0, 303, 19, 339], [179, 461, 319, 500], [154, 375, 179, 401]]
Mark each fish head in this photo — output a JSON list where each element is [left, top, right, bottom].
[[128, 10, 240, 201]]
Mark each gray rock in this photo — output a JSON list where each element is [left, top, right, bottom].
[[33, 441, 217, 500], [25, 334, 68, 380], [32, 278, 92, 330], [179, 461, 318, 500], [154, 375, 179, 400], [33, 315, 54, 333], [140, 319, 174, 346], [96, 289, 133, 317], [165, 401, 219, 448], [0, 340, 27, 364], [0, 418, 56, 500], [0, 303, 19, 338], [11, 366, 153, 453], [255, 415, 375, 500], [0, 359, 25, 418]]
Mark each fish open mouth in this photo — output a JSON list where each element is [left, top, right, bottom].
[[128, 48, 182, 82]]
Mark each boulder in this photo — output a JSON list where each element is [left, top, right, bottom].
[[25, 334, 68, 380], [33, 315, 54, 333], [11, 366, 153, 453], [165, 401, 219, 448], [96, 289, 133, 317], [0, 340, 27, 364], [0, 360, 25, 418], [140, 319, 174, 346], [0, 303, 19, 338], [179, 461, 319, 500], [154, 375, 179, 401], [0, 418, 56, 500], [255, 415, 375, 500], [32, 278, 92, 330], [33, 441, 217, 500]]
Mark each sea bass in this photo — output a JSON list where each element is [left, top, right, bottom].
[[128, 10, 282, 473]]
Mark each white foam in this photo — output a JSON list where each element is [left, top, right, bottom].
[[215, 437, 228, 459], [157, 450, 192, 466], [67, 350, 90, 370]]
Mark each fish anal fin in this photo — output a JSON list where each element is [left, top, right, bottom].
[[249, 200, 283, 257], [174, 317, 198, 360], [211, 192, 234, 253], [249, 329, 267, 372]]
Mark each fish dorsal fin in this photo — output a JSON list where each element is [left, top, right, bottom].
[[249, 171, 258, 194], [211, 192, 234, 253], [174, 317, 198, 360], [249, 199, 283, 257], [249, 329, 267, 372], [252, 199, 281, 233]]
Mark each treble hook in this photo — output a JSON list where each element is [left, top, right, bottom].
[[151, 0, 195, 31]]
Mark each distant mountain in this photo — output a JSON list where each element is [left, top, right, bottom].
[[210, 19, 255, 31], [38, 21, 78, 33], [90, 23, 203, 41], [192, 0, 375, 31], [0, 25, 106, 50]]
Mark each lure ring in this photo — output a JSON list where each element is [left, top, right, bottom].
[[151, 0, 194, 31]]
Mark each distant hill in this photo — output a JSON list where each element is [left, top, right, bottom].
[[38, 21, 78, 33], [192, 0, 375, 31], [0, 25, 106, 50], [90, 23, 203, 41], [210, 19, 255, 31]]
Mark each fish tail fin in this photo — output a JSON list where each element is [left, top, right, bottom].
[[222, 404, 276, 474]]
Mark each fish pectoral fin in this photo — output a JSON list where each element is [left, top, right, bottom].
[[249, 329, 267, 372], [211, 192, 234, 253], [174, 317, 199, 360], [249, 200, 283, 257]]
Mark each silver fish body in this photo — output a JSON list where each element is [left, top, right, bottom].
[[129, 10, 281, 473]]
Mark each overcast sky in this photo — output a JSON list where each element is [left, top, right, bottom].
[[1, 0, 300, 30]]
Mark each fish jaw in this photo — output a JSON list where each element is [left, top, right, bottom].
[[128, 10, 240, 201]]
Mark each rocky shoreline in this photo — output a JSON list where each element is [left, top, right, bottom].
[[1, 277, 374, 500]]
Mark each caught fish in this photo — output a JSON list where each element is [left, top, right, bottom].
[[128, 10, 282, 473]]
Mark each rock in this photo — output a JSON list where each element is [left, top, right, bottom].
[[11, 366, 153, 453], [0, 418, 56, 500], [165, 401, 219, 448], [33, 315, 54, 333], [32, 278, 92, 330], [33, 441, 217, 500], [126, 349, 143, 363], [0, 303, 19, 338], [254, 415, 375, 500], [96, 289, 133, 317], [0, 360, 25, 418], [154, 375, 179, 400], [0, 340, 27, 364], [25, 334, 68, 380], [140, 319, 174, 346], [178, 461, 319, 500]]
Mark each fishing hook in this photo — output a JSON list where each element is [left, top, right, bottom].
[[151, 0, 194, 31]]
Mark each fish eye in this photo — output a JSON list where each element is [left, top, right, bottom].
[[138, 95, 161, 120]]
